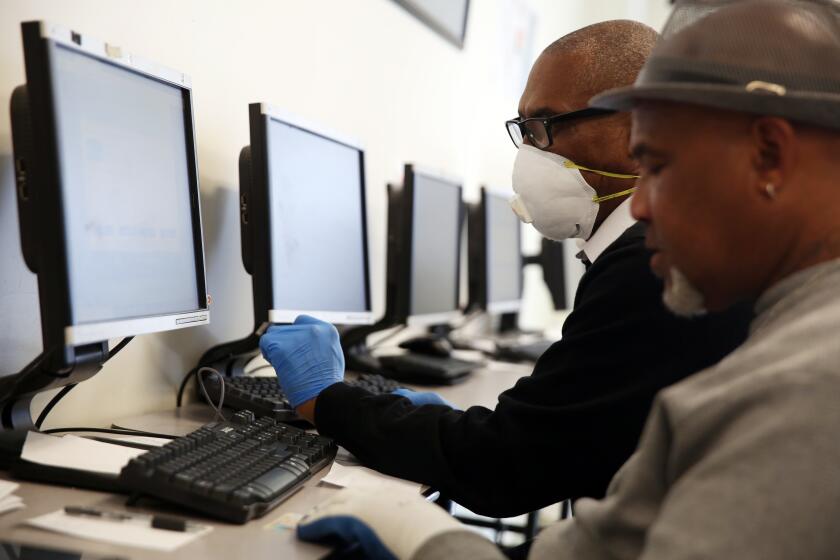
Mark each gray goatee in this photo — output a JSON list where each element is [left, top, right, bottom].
[[663, 267, 708, 318]]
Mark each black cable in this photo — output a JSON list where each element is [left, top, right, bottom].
[[41, 427, 179, 439], [108, 336, 133, 359], [34, 384, 76, 429], [196, 367, 226, 422], [176, 367, 198, 407], [34, 336, 135, 429]]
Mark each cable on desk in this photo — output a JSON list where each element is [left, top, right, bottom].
[[41, 427, 179, 439], [196, 367, 226, 422], [34, 337, 135, 430], [176, 367, 198, 407]]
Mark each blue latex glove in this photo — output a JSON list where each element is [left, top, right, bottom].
[[392, 388, 458, 409], [298, 488, 464, 560], [259, 315, 344, 408], [298, 516, 396, 560]]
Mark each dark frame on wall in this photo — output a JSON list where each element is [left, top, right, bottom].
[[392, 0, 470, 48]]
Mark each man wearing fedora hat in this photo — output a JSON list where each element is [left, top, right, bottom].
[[293, 1, 840, 558]]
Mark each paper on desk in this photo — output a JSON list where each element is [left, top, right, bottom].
[[22, 432, 145, 475], [27, 510, 211, 552], [0, 479, 24, 515], [0, 480, 19, 501], [0, 495, 24, 515], [321, 462, 422, 495]]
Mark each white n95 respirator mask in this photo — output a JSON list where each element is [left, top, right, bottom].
[[510, 144, 638, 241]]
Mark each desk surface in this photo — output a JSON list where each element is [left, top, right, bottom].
[[0, 360, 532, 559]]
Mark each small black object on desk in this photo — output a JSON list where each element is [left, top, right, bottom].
[[64, 505, 193, 532]]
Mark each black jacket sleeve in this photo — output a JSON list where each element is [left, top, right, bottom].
[[315, 223, 753, 517]]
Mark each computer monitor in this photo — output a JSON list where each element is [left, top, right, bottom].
[[3, 21, 209, 424], [9, 21, 209, 357], [239, 104, 373, 326], [380, 165, 463, 329], [468, 187, 522, 314]]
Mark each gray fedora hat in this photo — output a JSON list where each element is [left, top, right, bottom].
[[591, 0, 840, 129]]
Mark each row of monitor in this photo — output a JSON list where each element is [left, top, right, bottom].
[[243, 103, 522, 331], [4, 22, 522, 393]]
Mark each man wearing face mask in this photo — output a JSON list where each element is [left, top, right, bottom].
[[259, 20, 753, 518]]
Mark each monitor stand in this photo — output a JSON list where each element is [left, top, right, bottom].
[[0, 344, 129, 492], [498, 312, 519, 335], [340, 319, 394, 375]]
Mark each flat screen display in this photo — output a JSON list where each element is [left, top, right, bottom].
[[51, 45, 201, 325], [410, 173, 460, 317], [486, 191, 521, 306], [266, 118, 368, 316]]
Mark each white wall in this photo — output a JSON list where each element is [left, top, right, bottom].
[[0, 0, 670, 428]]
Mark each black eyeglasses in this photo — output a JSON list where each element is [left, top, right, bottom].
[[505, 107, 615, 149]]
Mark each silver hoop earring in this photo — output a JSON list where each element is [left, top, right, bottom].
[[764, 183, 777, 199]]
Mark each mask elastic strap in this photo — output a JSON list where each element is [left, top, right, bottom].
[[563, 160, 639, 180], [593, 187, 636, 204]]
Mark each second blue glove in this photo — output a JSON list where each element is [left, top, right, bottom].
[[259, 315, 345, 409], [391, 388, 458, 409]]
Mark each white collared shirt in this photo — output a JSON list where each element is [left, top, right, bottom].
[[575, 197, 636, 264]]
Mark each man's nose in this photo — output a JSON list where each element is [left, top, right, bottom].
[[630, 180, 651, 222]]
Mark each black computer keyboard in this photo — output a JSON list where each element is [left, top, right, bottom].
[[200, 373, 405, 422], [379, 353, 478, 385], [346, 373, 402, 393], [200, 376, 297, 422], [494, 339, 554, 363], [119, 410, 336, 523]]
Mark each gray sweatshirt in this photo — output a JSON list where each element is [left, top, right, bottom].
[[415, 260, 840, 560]]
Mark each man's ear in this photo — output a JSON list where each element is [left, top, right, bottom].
[[751, 117, 797, 197]]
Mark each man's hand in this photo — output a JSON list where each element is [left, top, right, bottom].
[[298, 488, 463, 559], [259, 315, 344, 410], [391, 388, 458, 409]]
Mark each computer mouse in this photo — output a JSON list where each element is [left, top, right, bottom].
[[399, 336, 453, 358]]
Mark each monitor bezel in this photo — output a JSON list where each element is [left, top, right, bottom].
[[482, 187, 523, 315], [19, 21, 209, 350], [247, 103, 374, 326], [404, 164, 464, 328]]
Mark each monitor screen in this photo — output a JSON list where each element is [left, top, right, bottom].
[[51, 44, 202, 326], [265, 117, 370, 322], [485, 191, 521, 309], [409, 172, 461, 321]]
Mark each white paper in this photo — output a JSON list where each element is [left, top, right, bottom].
[[0, 495, 24, 515], [0, 479, 24, 515], [321, 462, 422, 495], [22, 432, 145, 475], [0, 480, 19, 501], [27, 510, 211, 552]]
